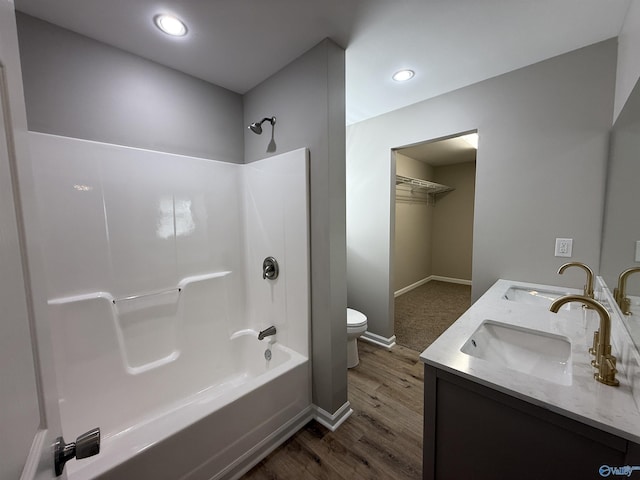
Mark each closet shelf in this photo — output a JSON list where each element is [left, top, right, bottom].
[[395, 174, 454, 196]]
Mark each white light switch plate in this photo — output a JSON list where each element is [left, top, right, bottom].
[[555, 238, 573, 257]]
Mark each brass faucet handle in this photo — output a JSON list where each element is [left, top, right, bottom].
[[588, 330, 599, 356], [622, 297, 632, 316], [595, 354, 619, 387]]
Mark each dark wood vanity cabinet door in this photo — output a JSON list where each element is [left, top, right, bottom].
[[423, 366, 633, 480]]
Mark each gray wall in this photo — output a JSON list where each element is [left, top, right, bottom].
[[243, 39, 347, 414], [431, 162, 475, 281], [0, 5, 40, 478], [614, 0, 640, 121], [16, 13, 243, 163], [347, 39, 616, 339], [394, 156, 475, 292], [394, 153, 434, 291]]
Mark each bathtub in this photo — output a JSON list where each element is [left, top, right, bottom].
[[48, 274, 312, 480], [88, 339, 310, 480]]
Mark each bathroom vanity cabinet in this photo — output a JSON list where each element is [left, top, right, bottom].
[[423, 365, 640, 480], [420, 279, 640, 479]]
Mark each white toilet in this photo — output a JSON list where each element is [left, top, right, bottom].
[[347, 308, 368, 368]]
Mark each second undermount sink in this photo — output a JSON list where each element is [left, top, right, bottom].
[[503, 286, 576, 310], [461, 320, 572, 385]]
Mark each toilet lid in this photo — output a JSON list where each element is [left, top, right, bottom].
[[347, 308, 367, 327]]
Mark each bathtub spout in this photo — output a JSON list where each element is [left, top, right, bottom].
[[258, 326, 277, 340]]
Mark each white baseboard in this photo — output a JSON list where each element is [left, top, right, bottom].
[[394, 276, 431, 297], [395, 275, 471, 297], [360, 331, 396, 350], [313, 401, 353, 432], [430, 275, 472, 286]]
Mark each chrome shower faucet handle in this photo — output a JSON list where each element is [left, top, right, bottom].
[[262, 256, 279, 280]]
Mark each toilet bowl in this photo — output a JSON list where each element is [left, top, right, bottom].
[[347, 308, 368, 368]]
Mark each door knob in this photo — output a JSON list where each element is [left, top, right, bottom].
[[54, 427, 100, 476]]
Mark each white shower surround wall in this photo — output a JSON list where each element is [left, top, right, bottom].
[[28, 132, 311, 479]]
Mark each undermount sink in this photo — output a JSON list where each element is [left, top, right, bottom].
[[503, 286, 575, 310], [461, 320, 572, 385]]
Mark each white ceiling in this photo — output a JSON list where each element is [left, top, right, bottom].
[[15, 0, 631, 125], [398, 134, 477, 167]]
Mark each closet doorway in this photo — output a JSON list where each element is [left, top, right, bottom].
[[392, 131, 477, 352]]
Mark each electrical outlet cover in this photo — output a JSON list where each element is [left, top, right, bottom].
[[555, 238, 573, 257]]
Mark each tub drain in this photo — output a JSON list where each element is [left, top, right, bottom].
[[264, 349, 272, 361]]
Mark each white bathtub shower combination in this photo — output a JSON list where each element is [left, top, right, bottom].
[[29, 133, 311, 479]]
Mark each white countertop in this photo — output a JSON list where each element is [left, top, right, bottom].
[[420, 278, 640, 444]]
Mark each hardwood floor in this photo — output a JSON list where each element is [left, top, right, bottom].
[[243, 341, 424, 479]]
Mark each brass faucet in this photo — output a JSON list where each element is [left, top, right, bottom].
[[557, 262, 595, 298], [549, 295, 619, 387], [613, 267, 640, 316]]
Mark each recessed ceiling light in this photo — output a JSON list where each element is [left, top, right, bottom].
[[154, 14, 188, 37], [392, 69, 415, 82]]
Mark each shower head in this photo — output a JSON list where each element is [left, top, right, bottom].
[[248, 116, 276, 135], [248, 122, 263, 134]]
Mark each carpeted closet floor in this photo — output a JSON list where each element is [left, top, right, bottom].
[[394, 280, 472, 352]]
